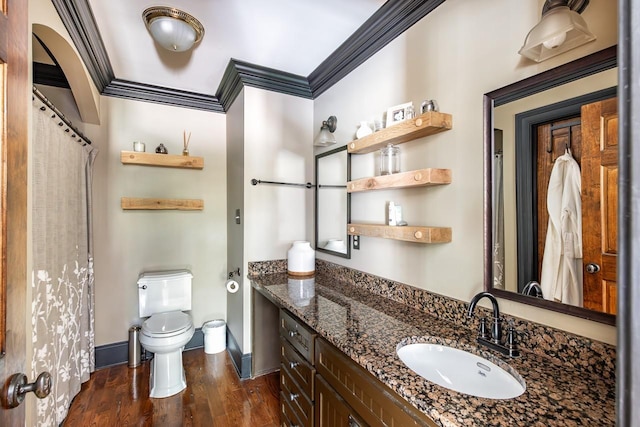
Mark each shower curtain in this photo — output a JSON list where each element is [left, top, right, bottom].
[[493, 152, 505, 289], [31, 91, 98, 425]]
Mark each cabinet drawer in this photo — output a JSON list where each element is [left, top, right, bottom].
[[281, 338, 315, 398], [280, 309, 315, 363], [281, 368, 314, 427], [281, 395, 304, 427], [315, 338, 437, 427], [315, 375, 367, 427]]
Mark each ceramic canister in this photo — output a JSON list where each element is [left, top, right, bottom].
[[287, 241, 315, 276]]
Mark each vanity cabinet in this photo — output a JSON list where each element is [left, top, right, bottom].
[[315, 338, 437, 427], [347, 111, 453, 244], [280, 309, 317, 427]]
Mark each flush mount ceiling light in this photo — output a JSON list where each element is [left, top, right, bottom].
[[518, 0, 595, 62], [314, 116, 338, 147], [143, 6, 204, 52]]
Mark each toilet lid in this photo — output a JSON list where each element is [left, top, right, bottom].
[[142, 311, 192, 338]]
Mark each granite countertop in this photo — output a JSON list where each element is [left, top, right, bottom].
[[251, 271, 615, 427]]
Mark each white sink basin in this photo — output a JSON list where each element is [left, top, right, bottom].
[[396, 343, 525, 399]]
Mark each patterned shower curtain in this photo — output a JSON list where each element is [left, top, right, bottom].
[[493, 152, 505, 289], [31, 91, 98, 425]]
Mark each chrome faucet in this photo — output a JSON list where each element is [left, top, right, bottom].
[[522, 281, 543, 298], [467, 291, 519, 357]]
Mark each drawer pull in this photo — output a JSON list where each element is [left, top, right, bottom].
[[348, 415, 361, 427], [288, 330, 299, 338], [289, 392, 299, 402], [289, 361, 299, 369]]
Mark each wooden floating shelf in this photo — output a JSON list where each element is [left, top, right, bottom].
[[121, 151, 204, 169], [347, 111, 452, 154], [348, 223, 451, 244], [348, 168, 451, 193], [121, 197, 204, 211]]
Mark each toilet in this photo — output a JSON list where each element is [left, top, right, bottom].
[[137, 269, 195, 398]]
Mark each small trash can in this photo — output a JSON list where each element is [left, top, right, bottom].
[[202, 320, 226, 354], [128, 325, 142, 368]]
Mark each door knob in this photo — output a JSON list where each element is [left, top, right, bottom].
[[4, 372, 52, 408], [586, 263, 601, 274]]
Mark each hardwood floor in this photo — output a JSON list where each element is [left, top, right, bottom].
[[63, 349, 281, 426]]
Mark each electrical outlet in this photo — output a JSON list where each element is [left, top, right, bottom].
[[353, 235, 360, 250]]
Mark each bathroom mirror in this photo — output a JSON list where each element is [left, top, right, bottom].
[[484, 46, 617, 325], [315, 145, 351, 258]]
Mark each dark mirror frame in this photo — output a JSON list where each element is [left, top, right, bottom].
[[315, 145, 351, 259], [483, 45, 617, 325]]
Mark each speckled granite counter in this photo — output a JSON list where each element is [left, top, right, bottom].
[[250, 268, 615, 427]]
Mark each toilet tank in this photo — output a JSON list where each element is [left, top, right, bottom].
[[138, 269, 193, 317]]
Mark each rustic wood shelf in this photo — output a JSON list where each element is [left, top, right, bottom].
[[121, 197, 204, 211], [348, 223, 451, 243], [347, 168, 451, 193], [121, 151, 204, 169], [347, 111, 452, 154]]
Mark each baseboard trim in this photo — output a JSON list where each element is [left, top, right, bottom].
[[226, 326, 252, 379], [95, 327, 205, 369]]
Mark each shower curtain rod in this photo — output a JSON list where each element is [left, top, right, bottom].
[[32, 86, 93, 146]]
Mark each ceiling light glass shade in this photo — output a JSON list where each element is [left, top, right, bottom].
[[143, 7, 204, 52], [518, 6, 596, 62], [314, 116, 337, 147]]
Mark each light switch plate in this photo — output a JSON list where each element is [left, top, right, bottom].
[[353, 235, 360, 250]]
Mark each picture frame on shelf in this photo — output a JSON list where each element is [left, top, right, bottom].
[[385, 102, 414, 127]]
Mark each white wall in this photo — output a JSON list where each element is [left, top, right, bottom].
[[314, 0, 617, 344], [84, 97, 227, 345], [226, 89, 245, 352], [242, 87, 314, 351]]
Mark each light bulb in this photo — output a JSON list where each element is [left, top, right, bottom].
[[542, 32, 567, 50]]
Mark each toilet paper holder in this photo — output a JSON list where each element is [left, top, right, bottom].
[[228, 268, 240, 279]]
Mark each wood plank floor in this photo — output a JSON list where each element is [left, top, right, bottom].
[[63, 349, 281, 426]]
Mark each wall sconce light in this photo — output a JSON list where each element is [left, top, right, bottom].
[[143, 6, 205, 52], [518, 0, 595, 62], [314, 116, 337, 147]]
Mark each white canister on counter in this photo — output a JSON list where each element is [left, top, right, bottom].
[[287, 241, 315, 276]]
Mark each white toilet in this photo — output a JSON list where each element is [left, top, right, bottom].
[[137, 270, 195, 398]]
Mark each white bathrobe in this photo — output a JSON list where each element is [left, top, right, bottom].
[[540, 150, 583, 306]]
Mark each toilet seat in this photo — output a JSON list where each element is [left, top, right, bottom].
[[142, 311, 192, 339]]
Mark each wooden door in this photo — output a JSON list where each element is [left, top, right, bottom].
[[535, 117, 583, 278], [581, 98, 618, 314], [0, 0, 29, 423]]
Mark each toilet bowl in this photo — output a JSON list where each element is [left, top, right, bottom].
[[137, 270, 194, 399], [140, 311, 195, 398]]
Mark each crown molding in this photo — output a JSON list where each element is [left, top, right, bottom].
[[102, 79, 224, 112], [33, 62, 70, 89], [216, 59, 312, 111], [50, 0, 114, 91], [50, 0, 446, 112], [308, 0, 446, 97]]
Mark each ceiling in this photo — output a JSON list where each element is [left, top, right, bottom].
[[35, 0, 446, 112], [87, 0, 385, 96]]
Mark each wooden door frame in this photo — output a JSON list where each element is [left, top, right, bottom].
[[0, 0, 28, 423], [617, 0, 640, 424]]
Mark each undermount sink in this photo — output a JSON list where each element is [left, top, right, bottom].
[[396, 343, 525, 399]]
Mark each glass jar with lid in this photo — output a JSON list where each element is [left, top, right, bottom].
[[380, 143, 400, 175]]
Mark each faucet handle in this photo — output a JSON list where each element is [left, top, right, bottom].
[[506, 323, 520, 357], [478, 317, 490, 340]]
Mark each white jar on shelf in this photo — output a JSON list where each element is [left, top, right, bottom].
[[356, 121, 373, 139]]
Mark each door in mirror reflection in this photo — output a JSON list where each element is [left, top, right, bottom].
[[581, 98, 618, 314], [502, 97, 618, 314]]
